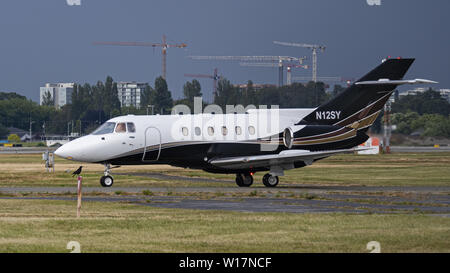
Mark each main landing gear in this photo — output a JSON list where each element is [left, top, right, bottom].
[[235, 173, 254, 187], [100, 163, 114, 187], [262, 173, 279, 187], [235, 173, 279, 187]]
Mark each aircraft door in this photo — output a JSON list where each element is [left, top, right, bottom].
[[142, 126, 162, 162], [126, 122, 137, 148]]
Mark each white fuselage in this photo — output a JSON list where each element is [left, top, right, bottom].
[[54, 108, 315, 163]]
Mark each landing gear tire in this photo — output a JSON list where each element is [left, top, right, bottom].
[[100, 175, 114, 187], [263, 173, 279, 187], [236, 173, 253, 187]]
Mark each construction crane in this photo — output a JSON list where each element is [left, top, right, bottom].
[[93, 35, 187, 80], [184, 68, 220, 102], [188, 56, 306, 87], [274, 41, 326, 83], [240, 62, 308, 85], [292, 76, 341, 83]]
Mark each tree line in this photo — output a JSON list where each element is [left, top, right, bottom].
[[390, 89, 450, 137], [0, 77, 448, 139]]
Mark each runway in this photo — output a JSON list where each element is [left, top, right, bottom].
[[0, 147, 57, 154], [1, 183, 449, 216], [1, 185, 449, 194], [390, 146, 450, 153]]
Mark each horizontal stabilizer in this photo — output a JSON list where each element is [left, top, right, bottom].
[[355, 78, 438, 86]]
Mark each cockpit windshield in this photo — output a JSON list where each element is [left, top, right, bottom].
[[91, 122, 116, 135], [115, 123, 126, 133]]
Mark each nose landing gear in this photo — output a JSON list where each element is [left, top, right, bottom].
[[100, 175, 114, 187], [100, 163, 114, 187]]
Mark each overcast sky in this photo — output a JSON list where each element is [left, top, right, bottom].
[[0, 0, 449, 102]]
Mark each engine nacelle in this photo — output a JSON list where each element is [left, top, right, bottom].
[[283, 124, 360, 149], [283, 125, 305, 149]]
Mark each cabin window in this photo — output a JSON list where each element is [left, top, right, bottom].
[[182, 127, 189, 136], [91, 122, 116, 135], [207, 127, 214, 136], [195, 127, 201, 136], [115, 123, 127, 133], [235, 126, 242, 135], [248, 126, 256, 135], [127, 123, 136, 133], [222, 126, 228, 136]]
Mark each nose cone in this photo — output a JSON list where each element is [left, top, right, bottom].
[[55, 136, 90, 161], [54, 142, 76, 160], [54, 135, 111, 163]]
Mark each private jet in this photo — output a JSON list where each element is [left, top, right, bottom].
[[55, 58, 436, 187]]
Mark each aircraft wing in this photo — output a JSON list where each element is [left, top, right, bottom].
[[209, 148, 368, 170]]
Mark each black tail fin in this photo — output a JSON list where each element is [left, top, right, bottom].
[[299, 58, 415, 129]]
